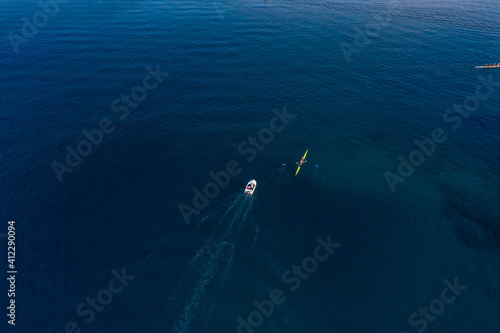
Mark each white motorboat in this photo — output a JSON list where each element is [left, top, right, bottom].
[[244, 180, 257, 195]]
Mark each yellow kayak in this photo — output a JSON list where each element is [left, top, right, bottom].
[[295, 149, 308, 176]]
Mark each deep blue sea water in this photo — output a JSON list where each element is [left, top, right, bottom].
[[1, 0, 499, 332]]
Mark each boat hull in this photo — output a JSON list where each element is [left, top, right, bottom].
[[475, 65, 500, 69], [244, 180, 257, 195]]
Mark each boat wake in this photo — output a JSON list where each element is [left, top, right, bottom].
[[262, 164, 291, 187], [171, 193, 254, 333]]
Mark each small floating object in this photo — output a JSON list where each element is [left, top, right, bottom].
[[244, 179, 257, 195], [475, 63, 500, 69]]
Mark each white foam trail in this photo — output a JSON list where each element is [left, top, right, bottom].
[[194, 193, 241, 233], [189, 200, 254, 331], [193, 211, 217, 231], [207, 195, 244, 242], [174, 241, 231, 332], [254, 217, 259, 246], [173, 195, 253, 333], [233, 196, 253, 235]]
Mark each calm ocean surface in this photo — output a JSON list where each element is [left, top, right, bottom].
[[1, 0, 499, 332]]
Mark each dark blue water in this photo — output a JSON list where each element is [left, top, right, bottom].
[[1, 0, 499, 332]]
